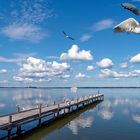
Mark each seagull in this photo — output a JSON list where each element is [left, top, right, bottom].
[[113, 18, 140, 34], [121, 3, 140, 16], [62, 31, 75, 40]]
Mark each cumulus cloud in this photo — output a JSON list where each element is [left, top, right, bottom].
[[80, 34, 93, 42], [60, 44, 93, 61], [0, 69, 7, 74], [13, 57, 71, 83], [98, 69, 140, 79], [120, 62, 128, 68], [75, 73, 88, 80], [93, 19, 114, 31], [130, 53, 140, 63], [97, 58, 114, 69], [87, 65, 95, 71]]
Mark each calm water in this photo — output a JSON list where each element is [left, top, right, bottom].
[[0, 88, 140, 140]]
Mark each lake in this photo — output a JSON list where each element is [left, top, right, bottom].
[[0, 88, 140, 140]]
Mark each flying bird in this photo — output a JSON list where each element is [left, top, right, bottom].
[[113, 18, 140, 34], [62, 31, 75, 40], [121, 3, 140, 16]]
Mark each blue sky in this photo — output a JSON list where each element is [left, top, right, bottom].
[[0, 0, 140, 87]]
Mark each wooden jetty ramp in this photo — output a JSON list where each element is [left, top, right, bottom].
[[0, 93, 104, 139]]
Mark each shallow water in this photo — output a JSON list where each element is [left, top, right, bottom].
[[0, 88, 140, 140]]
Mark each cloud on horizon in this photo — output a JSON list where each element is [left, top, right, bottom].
[[13, 57, 71, 83]]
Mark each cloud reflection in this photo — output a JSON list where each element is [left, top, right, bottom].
[[67, 115, 93, 135]]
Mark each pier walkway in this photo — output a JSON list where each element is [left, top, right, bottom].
[[0, 93, 104, 139]]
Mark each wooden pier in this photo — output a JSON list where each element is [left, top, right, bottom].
[[0, 93, 104, 139]]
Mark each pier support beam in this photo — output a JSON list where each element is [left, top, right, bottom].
[[16, 125, 21, 135]]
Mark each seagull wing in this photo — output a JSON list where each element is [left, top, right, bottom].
[[68, 36, 75, 40], [122, 3, 140, 16], [62, 31, 67, 36], [113, 18, 139, 33]]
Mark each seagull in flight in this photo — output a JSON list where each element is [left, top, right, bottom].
[[62, 31, 75, 40], [121, 3, 140, 16], [113, 18, 140, 34]]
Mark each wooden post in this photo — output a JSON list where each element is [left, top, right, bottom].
[[39, 104, 42, 117], [57, 104, 60, 117], [9, 115, 12, 124], [8, 129, 11, 140], [38, 104, 42, 127], [8, 115, 12, 140], [16, 125, 21, 135]]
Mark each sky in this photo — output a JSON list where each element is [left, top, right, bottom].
[[0, 0, 140, 87]]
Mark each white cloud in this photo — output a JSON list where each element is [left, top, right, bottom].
[[14, 57, 71, 83], [75, 73, 88, 80], [130, 53, 140, 63], [0, 0, 52, 42], [0, 57, 20, 63], [13, 76, 33, 83], [97, 58, 114, 69], [87, 65, 95, 71], [60, 44, 93, 61], [93, 19, 114, 31], [0, 69, 7, 74], [0, 53, 36, 63], [120, 62, 128, 68], [2, 24, 46, 42], [80, 34, 93, 42], [98, 69, 140, 79]]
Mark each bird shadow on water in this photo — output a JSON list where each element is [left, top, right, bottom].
[[7, 100, 103, 140]]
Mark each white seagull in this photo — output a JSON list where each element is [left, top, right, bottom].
[[113, 18, 140, 34]]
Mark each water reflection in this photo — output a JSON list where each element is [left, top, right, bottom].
[[0, 103, 5, 108], [68, 115, 93, 135], [98, 107, 114, 120], [132, 113, 140, 124], [18, 103, 98, 140], [1, 88, 140, 140]]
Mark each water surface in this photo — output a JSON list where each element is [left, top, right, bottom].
[[0, 88, 140, 140]]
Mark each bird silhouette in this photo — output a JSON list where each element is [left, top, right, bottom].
[[62, 31, 75, 40], [121, 3, 140, 16]]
